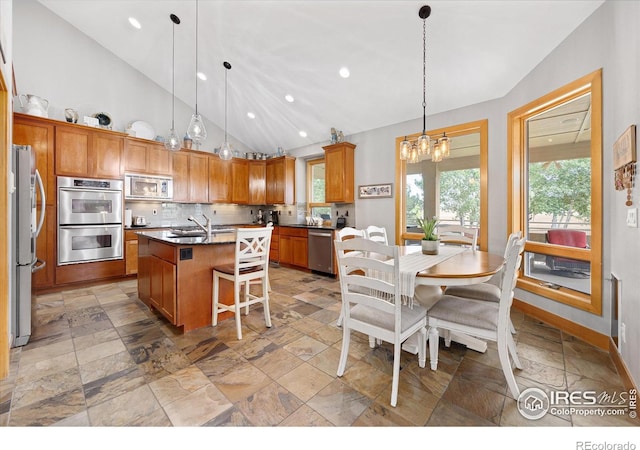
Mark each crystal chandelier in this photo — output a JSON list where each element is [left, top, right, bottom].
[[399, 5, 451, 164]]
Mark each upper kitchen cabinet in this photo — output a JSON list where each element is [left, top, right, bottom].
[[323, 142, 355, 203], [231, 159, 249, 204], [172, 150, 209, 203], [248, 160, 266, 205], [55, 124, 124, 179], [209, 155, 231, 203], [13, 113, 55, 205], [266, 156, 295, 205], [124, 138, 172, 176]]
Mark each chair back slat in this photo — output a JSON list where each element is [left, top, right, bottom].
[[438, 224, 478, 249], [234, 227, 273, 274], [365, 225, 389, 245]]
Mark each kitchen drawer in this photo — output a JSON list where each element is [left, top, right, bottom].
[[279, 227, 308, 238], [149, 240, 177, 263]]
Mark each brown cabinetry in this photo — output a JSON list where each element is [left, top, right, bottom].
[[323, 142, 355, 203], [231, 159, 249, 204], [124, 138, 172, 175], [13, 114, 56, 288], [55, 124, 124, 179], [248, 160, 266, 205], [209, 156, 231, 203], [269, 226, 279, 262], [150, 255, 177, 322], [172, 150, 209, 203], [266, 156, 295, 205], [279, 227, 308, 268]]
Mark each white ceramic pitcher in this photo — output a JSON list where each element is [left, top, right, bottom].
[[18, 94, 49, 117]]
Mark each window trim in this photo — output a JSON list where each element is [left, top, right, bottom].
[[306, 157, 330, 212], [395, 119, 488, 249], [507, 69, 602, 315]]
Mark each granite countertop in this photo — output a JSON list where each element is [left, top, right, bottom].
[[136, 230, 236, 245], [127, 223, 338, 231]]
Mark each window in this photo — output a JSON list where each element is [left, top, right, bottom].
[[396, 120, 488, 249], [508, 69, 602, 314], [307, 158, 331, 219]]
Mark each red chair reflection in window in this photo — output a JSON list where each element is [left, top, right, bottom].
[[545, 229, 590, 273]]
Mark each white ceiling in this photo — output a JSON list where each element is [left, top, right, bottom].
[[37, 0, 604, 153]]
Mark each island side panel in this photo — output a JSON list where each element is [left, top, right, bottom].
[[176, 242, 236, 332]]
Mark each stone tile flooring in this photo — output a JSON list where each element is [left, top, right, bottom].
[[1, 266, 637, 429]]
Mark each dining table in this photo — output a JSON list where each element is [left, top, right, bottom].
[[399, 246, 506, 354]]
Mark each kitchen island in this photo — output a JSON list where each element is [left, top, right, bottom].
[[136, 230, 238, 332]]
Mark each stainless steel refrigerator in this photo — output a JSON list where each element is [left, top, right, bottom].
[[10, 145, 46, 347]]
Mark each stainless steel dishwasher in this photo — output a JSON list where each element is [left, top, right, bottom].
[[307, 229, 334, 275]]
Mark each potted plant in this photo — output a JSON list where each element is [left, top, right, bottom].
[[417, 216, 440, 255]]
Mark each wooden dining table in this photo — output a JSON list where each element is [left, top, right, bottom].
[[401, 247, 506, 353]]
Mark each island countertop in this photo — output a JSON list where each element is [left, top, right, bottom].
[[135, 229, 236, 245]]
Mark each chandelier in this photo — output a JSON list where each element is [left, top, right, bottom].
[[399, 5, 451, 164]]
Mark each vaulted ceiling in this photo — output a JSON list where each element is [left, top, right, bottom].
[[37, 0, 604, 152]]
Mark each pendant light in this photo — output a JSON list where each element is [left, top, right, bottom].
[[219, 61, 233, 161], [164, 13, 181, 151], [400, 5, 449, 163], [186, 0, 207, 144]]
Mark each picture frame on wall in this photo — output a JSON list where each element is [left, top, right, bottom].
[[358, 183, 393, 199], [613, 125, 636, 170]]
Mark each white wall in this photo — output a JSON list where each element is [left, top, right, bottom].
[[12, 0, 251, 155]]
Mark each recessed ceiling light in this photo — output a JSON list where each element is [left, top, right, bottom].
[[339, 67, 350, 78], [548, 138, 553, 142], [299, 131, 307, 138], [247, 112, 256, 119], [128, 17, 141, 29], [285, 94, 295, 103], [197, 72, 207, 81]]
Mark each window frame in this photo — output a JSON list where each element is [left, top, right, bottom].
[[306, 157, 330, 215], [395, 119, 488, 249], [507, 69, 603, 315]]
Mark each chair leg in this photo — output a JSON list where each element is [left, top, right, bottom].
[[444, 329, 452, 347], [336, 309, 343, 327], [507, 332, 522, 369], [262, 276, 272, 328], [498, 334, 520, 398], [428, 326, 439, 370], [244, 281, 250, 315], [418, 327, 427, 369], [234, 282, 243, 340], [369, 336, 376, 348], [390, 342, 401, 407], [212, 273, 220, 327], [509, 319, 516, 334], [336, 324, 350, 377]]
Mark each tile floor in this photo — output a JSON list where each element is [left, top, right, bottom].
[[1, 266, 637, 428]]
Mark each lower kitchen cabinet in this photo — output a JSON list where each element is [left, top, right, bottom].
[[150, 255, 176, 322], [279, 227, 308, 269], [269, 226, 279, 262]]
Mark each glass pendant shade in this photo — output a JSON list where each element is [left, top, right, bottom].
[[400, 138, 411, 160], [417, 133, 430, 156], [432, 142, 442, 162], [187, 113, 207, 143], [219, 141, 233, 161], [165, 127, 181, 151], [439, 135, 450, 158]]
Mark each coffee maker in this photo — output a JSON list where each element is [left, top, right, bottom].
[[256, 209, 264, 224], [269, 210, 279, 225]]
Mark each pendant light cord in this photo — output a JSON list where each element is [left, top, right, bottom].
[[172, 20, 175, 129], [224, 67, 228, 141], [422, 16, 426, 134], [195, 0, 199, 115]]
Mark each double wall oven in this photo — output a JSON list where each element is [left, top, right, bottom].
[[57, 176, 123, 265]]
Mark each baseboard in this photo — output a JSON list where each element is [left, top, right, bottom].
[[609, 337, 639, 393], [512, 299, 609, 350]]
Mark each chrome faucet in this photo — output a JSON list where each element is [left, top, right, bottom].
[[188, 214, 212, 237]]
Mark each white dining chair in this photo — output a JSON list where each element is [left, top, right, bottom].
[[335, 237, 427, 407], [444, 231, 522, 333], [426, 237, 526, 399], [335, 227, 366, 328], [364, 225, 388, 244], [212, 227, 273, 340], [438, 224, 478, 250]]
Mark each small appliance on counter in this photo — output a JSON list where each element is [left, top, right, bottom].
[[125, 209, 133, 227], [256, 209, 264, 225], [132, 216, 147, 226], [269, 210, 279, 225], [336, 216, 347, 229]]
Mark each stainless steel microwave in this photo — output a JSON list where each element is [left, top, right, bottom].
[[124, 173, 173, 201]]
